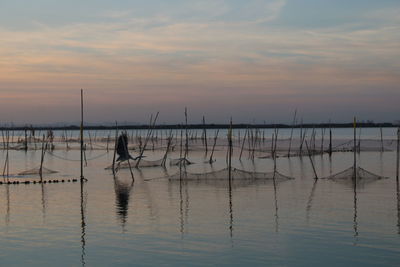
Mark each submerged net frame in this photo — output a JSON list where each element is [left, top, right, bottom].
[[105, 158, 164, 169], [17, 166, 58, 176], [169, 158, 194, 166], [321, 166, 388, 182], [149, 167, 294, 181]]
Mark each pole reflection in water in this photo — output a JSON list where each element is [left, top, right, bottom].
[[379, 152, 384, 177], [272, 178, 279, 233], [179, 178, 184, 236], [299, 156, 305, 179], [80, 181, 87, 267], [184, 179, 189, 230], [5, 184, 10, 226], [113, 176, 134, 231], [41, 182, 47, 222], [306, 178, 318, 223], [397, 180, 400, 235], [137, 169, 158, 221], [353, 181, 359, 241], [228, 178, 233, 240], [287, 157, 294, 179]]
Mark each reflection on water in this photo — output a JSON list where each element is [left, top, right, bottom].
[[272, 177, 279, 233], [397, 180, 400, 235], [353, 181, 359, 240], [0, 132, 399, 266], [41, 183, 47, 222], [228, 178, 233, 239], [5, 184, 10, 226], [306, 178, 318, 222], [179, 179, 184, 236], [113, 176, 134, 229], [80, 181, 87, 267]]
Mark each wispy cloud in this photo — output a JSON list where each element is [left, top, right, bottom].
[[0, 1, 399, 123]]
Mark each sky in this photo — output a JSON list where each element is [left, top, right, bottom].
[[0, 0, 399, 125]]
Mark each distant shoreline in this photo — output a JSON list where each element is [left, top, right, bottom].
[[0, 122, 397, 131]]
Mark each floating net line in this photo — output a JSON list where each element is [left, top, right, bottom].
[[105, 158, 164, 169], [321, 166, 388, 181], [150, 168, 294, 181], [17, 166, 58, 176]]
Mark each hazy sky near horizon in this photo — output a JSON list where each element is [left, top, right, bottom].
[[0, 0, 399, 124]]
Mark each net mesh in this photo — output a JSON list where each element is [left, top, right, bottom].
[[105, 158, 164, 169], [18, 167, 58, 176], [321, 166, 388, 181], [169, 158, 194, 166], [161, 168, 294, 181]]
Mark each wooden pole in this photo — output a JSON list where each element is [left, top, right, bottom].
[[162, 130, 173, 167], [305, 140, 318, 179], [184, 108, 189, 159], [396, 127, 399, 181], [1, 130, 5, 150], [2, 130, 10, 179], [380, 127, 384, 152], [203, 116, 208, 155], [179, 129, 183, 160], [239, 128, 247, 161], [228, 119, 233, 181], [121, 131, 135, 181], [353, 117, 357, 181], [112, 121, 119, 174], [80, 89, 85, 181], [24, 127, 28, 151], [135, 112, 159, 168], [288, 109, 297, 156], [358, 127, 362, 153], [312, 127, 316, 152], [273, 129, 278, 174], [39, 134, 46, 179], [65, 129, 69, 150], [329, 127, 332, 157], [209, 130, 219, 164]]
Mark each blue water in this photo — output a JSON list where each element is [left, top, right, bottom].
[[0, 129, 399, 266]]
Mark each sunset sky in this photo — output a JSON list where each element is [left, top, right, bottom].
[[0, 0, 399, 124]]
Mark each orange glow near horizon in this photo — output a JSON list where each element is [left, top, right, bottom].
[[0, 1, 399, 124]]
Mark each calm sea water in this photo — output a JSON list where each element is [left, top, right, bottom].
[[0, 128, 399, 266]]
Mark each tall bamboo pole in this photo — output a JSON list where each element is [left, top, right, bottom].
[[305, 140, 318, 179], [228, 119, 233, 181], [353, 117, 357, 181], [396, 127, 399, 181], [112, 122, 119, 174], [203, 116, 208, 154], [184, 108, 189, 159], [39, 134, 46, 179], [209, 130, 219, 164], [329, 126, 332, 157], [288, 109, 297, 156], [80, 89, 85, 181], [239, 128, 247, 161]]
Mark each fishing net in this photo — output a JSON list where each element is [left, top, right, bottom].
[[159, 168, 294, 181], [321, 166, 388, 181], [18, 167, 58, 176], [169, 158, 194, 166], [105, 158, 164, 169]]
